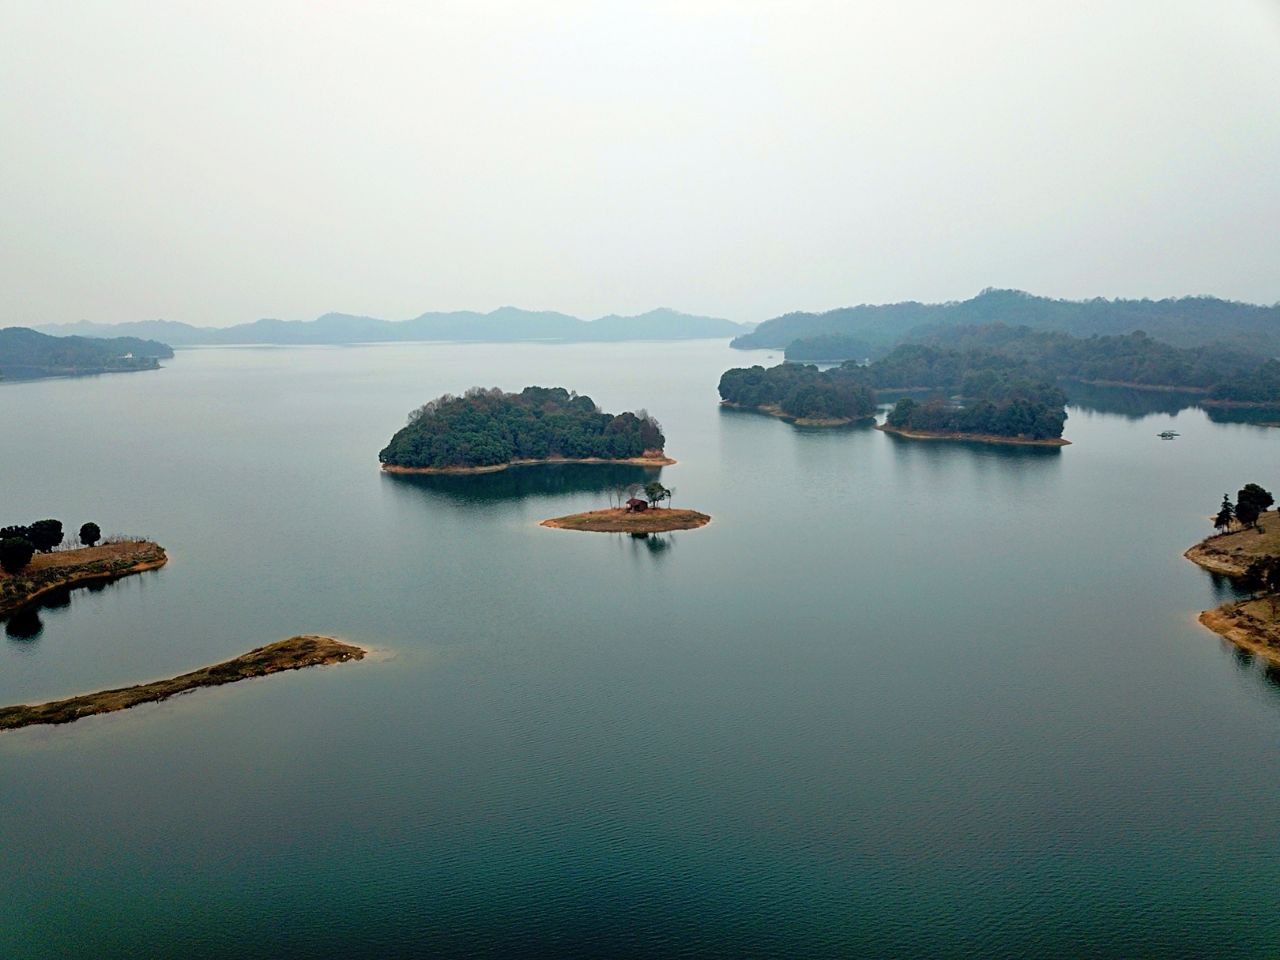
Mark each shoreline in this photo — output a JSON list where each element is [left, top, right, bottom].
[[1070, 379, 1209, 394], [381, 453, 676, 475], [1199, 603, 1280, 669], [875, 423, 1070, 447], [541, 507, 711, 533], [719, 401, 873, 428], [0, 635, 366, 731], [1185, 513, 1280, 662], [1184, 512, 1280, 578], [1199, 398, 1280, 409], [0, 542, 168, 618]]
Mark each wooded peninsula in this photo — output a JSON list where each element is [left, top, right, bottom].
[[379, 386, 672, 472], [0, 327, 172, 381]]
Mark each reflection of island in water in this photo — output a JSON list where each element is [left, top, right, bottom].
[[2, 582, 98, 640], [629, 531, 674, 557], [1062, 381, 1280, 428], [1201, 405, 1280, 428], [1060, 381, 1202, 420], [382, 461, 664, 503]]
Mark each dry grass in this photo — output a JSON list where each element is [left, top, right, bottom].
[[541, 507, 711, 533], [1185, 511, 1280, 576], [0, 540, 167, 617], [1200, 600, 1280, 668], [0, 635, 365, 731]]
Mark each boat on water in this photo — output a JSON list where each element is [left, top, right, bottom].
[[1158, 430, 1180, 439]]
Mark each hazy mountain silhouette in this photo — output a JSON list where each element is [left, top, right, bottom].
[[36, 307, 749, 346]]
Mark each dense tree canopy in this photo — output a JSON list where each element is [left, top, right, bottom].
[[0, 538, 35, 574], [379, 386, 665, 470], [1208, 360, 1280, 404], [79, 522, 101, 548], [717, 364, 877, 421], [26, 520, 64, 553], [883, 367, 1068, 441]]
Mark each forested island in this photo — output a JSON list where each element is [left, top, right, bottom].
[[717, 364, 877, 425], [0, 327, 173, 381], [379, 386, 672, 473], [1186, 486, 1280, 665], [0, 636, 365, 731], [719, 345, 1070, 443]]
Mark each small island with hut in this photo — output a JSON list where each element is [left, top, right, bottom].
[[1185, 484, 1280, 665], [379, 386, 674, 474], [541, 480, 710, 534]]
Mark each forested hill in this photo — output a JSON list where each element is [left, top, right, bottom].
[[38, 307, 749, 346], [0, 327, 173, 381], [379, 387, 667, 471], [738, 289, 1280, 354]]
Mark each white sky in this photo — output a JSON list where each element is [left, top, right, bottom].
[[2, 0, 1278, 326]]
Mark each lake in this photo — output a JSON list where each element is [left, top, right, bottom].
[[1, 341, 1278, 959]]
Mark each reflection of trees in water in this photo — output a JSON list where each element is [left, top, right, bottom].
[[1222, 645, 1280, 708], [1206, 570, 1251, 604], [385, 462, 663, 503], [624, 529, 675, 560], [1061, 381, 1202, 420], [1063, 381, 1280, 429], [5, 607, 44, 640], [1, 582, 86, 641], [1202, 406, 1280, 429], [629, 531, 674, 556]]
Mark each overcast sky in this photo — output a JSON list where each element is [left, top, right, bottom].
[[2, 1, 1278, 326]]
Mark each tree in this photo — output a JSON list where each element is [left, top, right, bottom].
[[0, 537, 35, 574], [79, 522, 101, 547], [644, 481, 668, 509], [0, 525, 30, 542], [1243, 556, 1280, 615], [26, 519, 63, 553], [1214, 495, 1235, 534], [1238, 483, 1275, 514], [1236, 499, 1261, 531]]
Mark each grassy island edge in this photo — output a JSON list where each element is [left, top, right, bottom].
[[382, 454, 676, 475], [875, 422, 1071, 447], [0, 541, 168, 618], [719, 401, 873, 428], [0, 635, 367, 732], [540, 507, 711, 533]]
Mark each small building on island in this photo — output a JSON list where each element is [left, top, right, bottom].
[[626, 498, 648, 513]]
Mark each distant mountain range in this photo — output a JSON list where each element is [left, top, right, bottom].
[[34, 307, 751, 347], [734, 289, 1280, 356]]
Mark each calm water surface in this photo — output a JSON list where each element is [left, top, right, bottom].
[[1, 341, 1278, 958]]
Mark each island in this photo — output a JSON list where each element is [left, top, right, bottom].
[[718, 346, 1069, 443], [379, 386, 673, 473], [0, 327, 172, 381], [0, 636, 366, 731], [1185, 487, 1280, 665], [542, 508, 711, 533], [1, 538, 168, 618], [717, 363, 877, 426]]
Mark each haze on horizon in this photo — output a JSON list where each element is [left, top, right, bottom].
[[2, 1, 1278, 329]]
